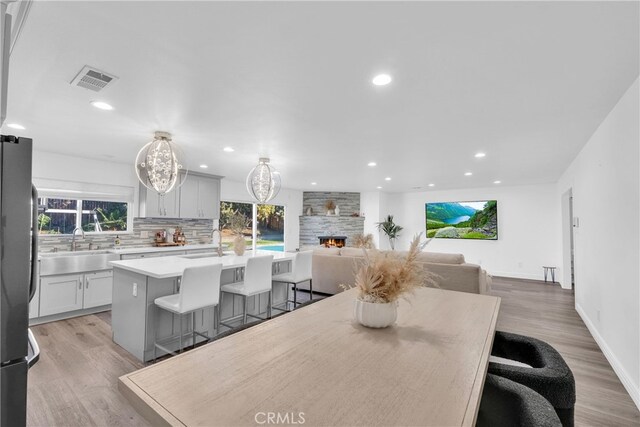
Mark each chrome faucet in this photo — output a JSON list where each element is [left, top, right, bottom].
[[71, 227, 85, 251], [211, 228, 224, 257]]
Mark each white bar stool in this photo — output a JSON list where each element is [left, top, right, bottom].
[[153, 263, 223, 360], [220, 254, 274, 327], [272, 251, 313, 312]]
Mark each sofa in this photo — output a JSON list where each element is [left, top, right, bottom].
[[299, 247, 491, 295]]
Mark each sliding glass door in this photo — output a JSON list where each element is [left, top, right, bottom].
[[220, 201, 285, 252], [256, 204, 285, 251]]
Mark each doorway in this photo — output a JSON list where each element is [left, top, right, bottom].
[[561, 189, 576, 291]]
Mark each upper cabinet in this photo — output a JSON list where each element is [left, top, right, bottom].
[[179, 174, 220, 219], [139, 173, 221, 219], [142, 185, 178, 218]]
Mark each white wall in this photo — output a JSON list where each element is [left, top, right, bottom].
[[379, 184, 561, 281], [557, 78, 639, 406], [221, 179, 303, 251], [360, 191, 382, 249], [33, 150, 137, 188], [32, 150, 140, 212], [32, 151, 303, 250]]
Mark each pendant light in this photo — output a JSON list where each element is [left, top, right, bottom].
[[135, 131, 186, 195], [246, 157, 281, 203]]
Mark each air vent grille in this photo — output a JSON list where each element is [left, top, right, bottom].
[[70, 66, 118, 92]]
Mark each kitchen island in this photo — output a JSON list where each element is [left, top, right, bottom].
[[110, 251, 295, 362]]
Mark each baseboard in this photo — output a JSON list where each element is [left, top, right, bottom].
[[576, 303, 640, 410], [488, 271, 564, 287]]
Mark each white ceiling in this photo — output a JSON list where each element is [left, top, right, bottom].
[[3, 1, 638, 192]]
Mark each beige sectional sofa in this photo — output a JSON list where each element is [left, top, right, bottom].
[[300, 247, 491, 295]]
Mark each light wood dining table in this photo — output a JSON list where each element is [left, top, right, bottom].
[[119, 287, 501, 427]]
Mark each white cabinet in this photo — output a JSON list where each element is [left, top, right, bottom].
[[178, 178, 200, 218], [83, 270, 113, 309], [139, 174, 220, 219], [29, 281, 40, 319], [39, 274, 84, 317], [141, 185, 178, 218], [38, 270, 113, 317], [198, 177, 219, 218], [179, 175, 220, 219]]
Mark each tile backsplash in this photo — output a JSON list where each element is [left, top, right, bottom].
[[38, 218, 214, 253]]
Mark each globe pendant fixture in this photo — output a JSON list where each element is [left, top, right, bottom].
[[246, 157, 281, 203], [135, 131, 186, 195]]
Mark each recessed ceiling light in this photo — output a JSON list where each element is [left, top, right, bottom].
[[464, 172, 473, 176], [493, 180, 502, 184], [376, 186, 383, 189], [428, 183, 435, 187], [6, 123, 25, 130], [372, 74, 392, 86], [223, 147, 234, 152], [90, 101, 113, 111], [475, 152, 486, 158], [384, 177, 391, 181], [199, 164, 208, 169], [311, 182, 317, 186], [368, 162, 377, 167]]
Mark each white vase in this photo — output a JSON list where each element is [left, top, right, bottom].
[[353, 299, 397, 328], [335, 205, 340, 216], [233, 235, 246, 256]]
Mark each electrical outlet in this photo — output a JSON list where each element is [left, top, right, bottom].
[[518, 261, 523, 268], [192, 230, 198, 237], [132, 283, 138, 297], [477, 259, 482, 265], [140, 231, 149, 239]]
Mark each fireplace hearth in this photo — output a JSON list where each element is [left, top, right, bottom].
[[318, 235, 347, 248]]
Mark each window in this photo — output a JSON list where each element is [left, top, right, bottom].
[[220, 201, 253, 249], [220, 201, 286, 251], [38, 197, 129, 235]]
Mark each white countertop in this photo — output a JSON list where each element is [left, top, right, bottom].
[[109, 244, 220, 255], [109, 250, 295, 279]]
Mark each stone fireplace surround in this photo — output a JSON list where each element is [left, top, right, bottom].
[[299, 192, 364, 248]]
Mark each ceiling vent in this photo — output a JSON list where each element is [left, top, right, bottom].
[[70, 66, 118, 92]]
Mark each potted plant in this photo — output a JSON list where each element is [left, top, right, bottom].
[[229, 211, 249, 256], [345, 234, 437, 328], [376, 214, 403, 250]]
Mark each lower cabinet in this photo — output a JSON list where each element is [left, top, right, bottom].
[[28, 280, 40, 319], [39, 274, 84, 317], [39, 270, 113, 317], [83, 270, 113, 309]]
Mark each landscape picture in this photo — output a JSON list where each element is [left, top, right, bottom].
[[426, 200, 498, 240]]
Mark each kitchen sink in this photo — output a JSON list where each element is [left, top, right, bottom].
[[39, 252, 119, 276], [38, 249, 113, 258]]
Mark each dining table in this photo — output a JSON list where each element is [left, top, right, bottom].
[[119, 287, 501, 426]]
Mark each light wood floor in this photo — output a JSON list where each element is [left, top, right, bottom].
[[26, 278, 639, 426], [491, 277, 639, 426]]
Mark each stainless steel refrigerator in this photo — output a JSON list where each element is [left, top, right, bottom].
[[0, 134, 40, 426]]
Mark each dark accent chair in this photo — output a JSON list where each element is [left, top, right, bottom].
[[294, 298, 322, 310], [477, 373, 562, 427], [211, 319, 265, 341], [489, 331, 576, 427]]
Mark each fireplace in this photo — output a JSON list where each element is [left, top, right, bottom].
[[318, 235, 347, 248]]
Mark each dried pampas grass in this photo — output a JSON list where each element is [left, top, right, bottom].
[[353, 233, 375, 249], [342, 233, 438, 303]]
